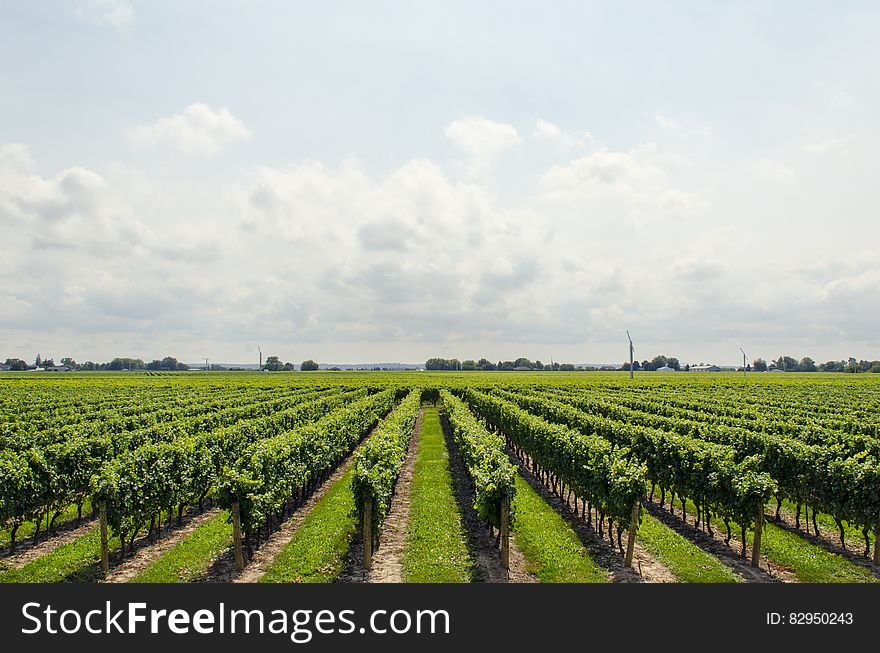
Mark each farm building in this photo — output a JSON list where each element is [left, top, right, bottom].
[[690, 364, 721, 372], [656, 365, 675, 372]]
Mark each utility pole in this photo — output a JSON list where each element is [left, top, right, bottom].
[[258, 346, 262, 372], [205, 357, 210, 372], [740, 348, 747, 379], [626, 330, 635, 380]]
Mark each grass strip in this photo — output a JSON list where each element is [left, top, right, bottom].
[[131, 510, 232, 583], [1, 500, 93, 549], [0, 525, 116, 583], [512, 474, 609, 583], [259, 467, 358, 583], [779, 499, 875, 553], [403, 408, 474, 582], [667, 495, 877, 583], [636, 511, 739, 583], [750, 523, 877, 583]]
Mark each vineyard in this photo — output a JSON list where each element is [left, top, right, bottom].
[[1, 372, 878, 584]]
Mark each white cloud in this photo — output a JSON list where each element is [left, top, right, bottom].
[[127, 103, 251, 156], [803, 135, 852, 153], [77, 0, 134, 31], [444, 116, 521, 166], [751, 158, 796, 183], [654, 113, 713, 139], [537, 144, 707, 224], [533, 120, 592, 148]]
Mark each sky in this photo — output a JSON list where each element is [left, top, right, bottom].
[[1, 1, 879, 366]]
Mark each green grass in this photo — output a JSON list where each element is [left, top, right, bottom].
[[259, 466, 358, 583], [779, 499, 876, 553], [512, 474, 609, 583], [636, 511, 739, 583], [131, 510, 232, 583], [403, 408, 474, 582], [748, 523, 878, 583], [0, 525, 116, 583], [661, 495, 877, 583], [1, 499, 93, 550]]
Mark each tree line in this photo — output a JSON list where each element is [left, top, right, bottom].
[[426, 357, 583, 371]]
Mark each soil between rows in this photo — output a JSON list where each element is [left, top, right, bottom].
[[367, 408, 425, 582]]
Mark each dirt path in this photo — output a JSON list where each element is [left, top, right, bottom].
[[105, 508, 220, 583], [643, 498, 785, 582], [1, 518, 97, 570], [440, 412, 535, 583], [367, 409, 424, 582]]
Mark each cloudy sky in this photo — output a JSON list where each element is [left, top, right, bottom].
[[2, 1, 879, 366]]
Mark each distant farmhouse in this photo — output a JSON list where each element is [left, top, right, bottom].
[[655, 365, 675, 372], [690, 364, 721, 372]]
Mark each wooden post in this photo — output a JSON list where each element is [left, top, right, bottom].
[[363, 497, 373, 570], [873, 521, 879, 566], [99, 500, 109, 576], [232, 501, 244, 571], [500, 497, 509, 571], [751, 502, 764, 568], [624, 500, 639, 567]]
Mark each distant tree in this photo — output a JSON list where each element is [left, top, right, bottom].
[[300, 359, 319, 371], [4, 358, 28, 371], [35, 354, 42, 367], [684, 363, 690, 372], [283, 361, 296, 371], [752, 358, 768, 372], [774, 355, 799, 372], [846, 357, 859, 373], [498, 360, 515, 371], [106, 357, 144, 371], [264, 355, 283, 371], [666, 357, 681, 371], [461, 359, 479, 371], [514, 357, 533, 369], [559, 363, 576, 371], [478, 358, 496, 371], [60, 357, 76, 369], [80, 361, 96, 371], [42, 358, 55, 367], [797, 357, 817, 372], [869, 362, 880, 374], [426, 357, 461, 371]]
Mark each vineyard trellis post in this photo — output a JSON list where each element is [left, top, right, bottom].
[[363, 497, 373, 570], [751, 503, 764, 567], [232, 501, 244, 571], [625, 500, 639, 567], [500, 497, 509, 571], [874, 521, 879, 566], [99, 500, 109, 575]]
